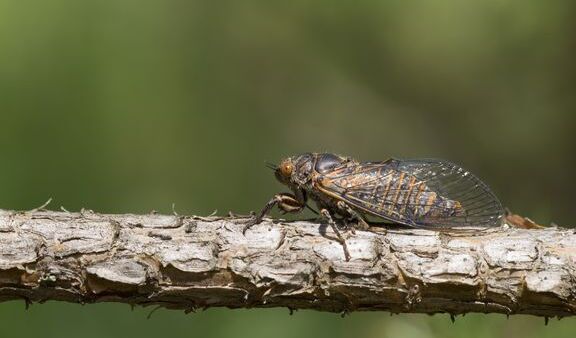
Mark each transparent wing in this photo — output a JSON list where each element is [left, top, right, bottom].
[[320, 159, 504, 228], [395, 159, 504, 227]]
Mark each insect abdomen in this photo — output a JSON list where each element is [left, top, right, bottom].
[[379, 170, 464, 220], [377, 170, 407, 216]]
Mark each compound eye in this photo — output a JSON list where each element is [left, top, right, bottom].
[[279, 161, 293, 177]]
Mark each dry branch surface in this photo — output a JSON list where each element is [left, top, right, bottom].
[[0, 209, 574, 317]]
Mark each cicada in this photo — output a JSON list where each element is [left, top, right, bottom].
[[244, 153, 505, 260]]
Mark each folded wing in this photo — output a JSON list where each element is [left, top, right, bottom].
[[319, 159, 504, 228]]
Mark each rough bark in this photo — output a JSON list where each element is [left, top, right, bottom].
[[0, 208, 574, 318]]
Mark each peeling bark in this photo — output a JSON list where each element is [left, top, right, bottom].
[[0, 208, 574, 317]]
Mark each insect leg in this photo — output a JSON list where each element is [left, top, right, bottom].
[[336, 201, 370, 231], [320, 208, 351, 261], [243, 193, 304, 234]]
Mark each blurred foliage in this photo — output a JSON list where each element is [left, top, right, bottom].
[[0, 0, 574, 337]]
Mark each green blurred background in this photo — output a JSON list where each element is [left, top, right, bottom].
[[0, 0, 574, 337]]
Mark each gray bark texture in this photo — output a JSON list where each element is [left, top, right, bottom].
[[0, 208, 574, 318]]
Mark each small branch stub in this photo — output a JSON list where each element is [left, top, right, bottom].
[[0, 208, 574, 318]]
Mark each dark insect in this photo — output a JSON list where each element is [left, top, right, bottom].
[[244, 153, 505, 260]]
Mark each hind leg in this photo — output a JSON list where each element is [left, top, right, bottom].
[[336, 201, 370, 231]]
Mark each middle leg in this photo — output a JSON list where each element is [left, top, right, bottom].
[[320, 208, 351, 261]]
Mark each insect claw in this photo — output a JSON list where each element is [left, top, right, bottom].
[[242, 217, 260, 235]]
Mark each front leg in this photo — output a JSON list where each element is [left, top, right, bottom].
[[243, 193, 304, 234]]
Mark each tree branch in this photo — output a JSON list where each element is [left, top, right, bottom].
[[0, 208, 574, 318]]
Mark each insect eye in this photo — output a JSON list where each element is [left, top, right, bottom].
[[279, 162, 293, 177]]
